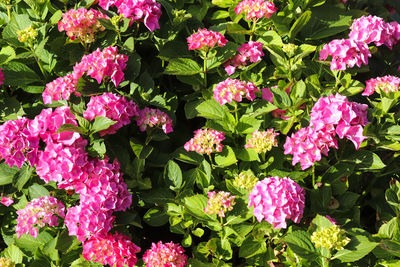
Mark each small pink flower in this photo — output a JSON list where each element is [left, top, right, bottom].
[[213, 78, 259, 105], [184, 128, 225, 155], [224, 41, 264, 75], [143, 241, 188, 267], [0, 196, 13, 207], [135, 107, 173, 134], [235, 0, 277, 20], [204, 191, 236, 218], [364, 75, 400, 96], [187, 28, 228, 51], [248, 176, 305, 229]]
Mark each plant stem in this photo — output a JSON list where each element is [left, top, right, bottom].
[[249, 19, 257, 41], [208, 154, 215, 169], [312, 165, 317, 189], [203, 51, 208, 89]]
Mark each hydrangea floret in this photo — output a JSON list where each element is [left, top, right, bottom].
[[136, 107, 174, 134], [142, 241, 188, 267], [233, 170, 258, 191], [248, 176, 305, 229], [244, 129, 279, 153], [184, 128, 225, 155], [0, 195, 13, 206], [213, 78, 259, 105], [187, 28, 228, 51], [311, 225, 350, 251], [363, 75, 400, 96], [224, 41, 264, 75], [204, 191, 236, 217], [16, 196, 65, 238], [235, 0, 277, 20], [42, 74, 80, 104]]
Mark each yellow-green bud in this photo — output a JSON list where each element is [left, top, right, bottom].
[[17, 25, 38, 43], [0, 257, 15, 267], [172, 9, 191, 26], [110, 15, 123, 26], [0, 0, 12, 5], [233, 170, 258, 191], [311, 225, 350, 251], [282, 43, 298, 58]]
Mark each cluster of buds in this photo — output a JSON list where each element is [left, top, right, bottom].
[[17, 25, 37, 43], [244, 129, 279, 153], [233, 170, 258, 191], [184, 128, 225, 155], [311, 225, 350, 251], [0, 258, 15, 267], [204, 191, 236, 217]]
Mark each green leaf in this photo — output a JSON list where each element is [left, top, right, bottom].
[[257, 30, 283, 46], [28, 183, 50, 199], [293, 44, 316, 63], [284, 231, 318, 260], [49, 10, 63, 24], [289, 11, 312, 40], [215, 146, 237, 167], [143, 207, 169, 227], [236, 116, 262, 134], [2, 244, 24, 264], [378, 217, 400, 240], [0, 46, 16, 65], [265, 45, 287, 68], [311, 214, 334, 230], [239, 235, 267, 258], [165, 160, 183, 191], [15, 231, 53, 252], [174, 147, 204, 165], [98, 18, 116, 31], [212, 0, 234, 8], [184, 194, 217, 222], [195, 99, 226, 120], [0, 96, 25, 121], [56, 230, 80, 253], [235, 148, 259, 162], [2, 62, 41, 86], [56, 123, 85, 135], [91, 117, 117, 134], [0, 163, 19, 186], [310, 185, 332, 212], [2, 14, 31, 47], [164, 58, 202, 75], [13, 165, 34, 191], [345, 150, 385, 170], [333, 235, 379, 262]]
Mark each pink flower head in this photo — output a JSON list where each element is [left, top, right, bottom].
[[349, 15, 387, 45], [248, 176, 305, 229], [0, 117, 40, 168], [224, 41, 264, 75], [83, 93, 139, 135], [135, 107, 173, 134], [187, 28, 228, 51], [245, 129, 279, 153], [184, 128, 225, 155], [235, 0, 277, 20], [364, 75, 400, 96], [82, 232, 141, 267], [0, 68, 4, 86], [204, 191, 236, 218], [143, 241, 188, 267], [319, 38, 371, 71], [73, 46, 128, 87], [0, 195, 13, 207], [42, 74, 80, 104], [16, 196, 65, 238], [381, 21, 400, 49], [213, 78, 259, 105], [58, 8, 108, 43]]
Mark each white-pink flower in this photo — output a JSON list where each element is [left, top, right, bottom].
[[364, 75, 400, 96], [184, 128, 225, 155], [135, 107, 173, 134], [143, 241, 188, 267], [224, 41, 264, 75], [187, 28, 228, 51], [235, 0, 277, 20], [213, 78, 259, 105]]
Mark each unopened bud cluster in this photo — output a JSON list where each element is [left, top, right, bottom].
[[311, 225, 350, 251]]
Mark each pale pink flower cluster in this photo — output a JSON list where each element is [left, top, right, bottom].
[[58, 8, 108, 43], [43, 46, 128, 104], [0, 68, 4, 86], [143, 241, 188, 267], [82, 231, 141, 267], [224, 41, 264, 75], [98, 0, 162, 32], [363, 75, 400, 96], [83, 93, 139, 135], [16, 196, 65, 238], [187, 28, 228, 51], [204, 191, 236, 218], [213, 78, 259, 105], [245, 129, 279, 153], [136, 107, 173, 134], [235, 0, 277, 20], [248, 176, 305, 229], [0, 117, 39, 168], [0, 195, 13, 207], [284, 94, 368, 169], [184, 128, 225, 155]]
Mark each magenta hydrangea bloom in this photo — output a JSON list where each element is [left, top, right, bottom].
[[248, 176, 305, 229], [224, 41, 264, 75], [73, 46, 128, 87], [82, 232, 141, 267], [204, 191, 236, 218], [319, 38, 371, 71], [42, 74, 80, 104], [16, 197, 65, 238], [136, 107, 173, 134], [83, 93, 139, 136], [363, 75, 400, 96], [235, 0, 277, 20], [0, 68, 4, 86], [213, 78, 259, 105], [98, 0, 162, 32], [0, 117, 40, 168], [0, 195, 13, 207], [58, 8, 108, 43], [143, 241, 188, 267], [184, 128, 225, 155], [187, 28, 228, 51]]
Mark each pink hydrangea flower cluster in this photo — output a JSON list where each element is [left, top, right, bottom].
[[0, 117, 39, 168], [98, 0, 162, 32], [187, 28, 228, 51], [73, 46, 128, 87], [204, 191, 236, 218], [248, 176, 305, 229], [213, 78, 259, 105], [0, 195, 13, 207], [136, 107, 173, 134], [43, 46, 128, 104], [184, 128, 225, 155], [284, 93, 368, 170], [235, 0, 277, 20], [82, 231, 141, 267], [83, 93, 140, 135], [245, 129, 279, 153], [143, 241, 188, 267], [224, 41, 264, 75], [58, 8, 108, 43], [363, 75, 400, 96], [16, 196, 65, 238], [0, 68, 4, 86]]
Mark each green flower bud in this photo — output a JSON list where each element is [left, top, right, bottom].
[[233, 170, 258, 191], [0, 257, 15, 267], [282, 43, 298, 58], [311, 225, 350, 251], [17, 25, 38, 43]]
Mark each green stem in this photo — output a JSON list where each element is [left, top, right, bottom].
[[312, 165, 317, 189], [233, 101, 239, 124], [249, 19, 257, 41], [208, 154, 215, 169], [203, 52, 208, 89], [6, 5, 11, 21]]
